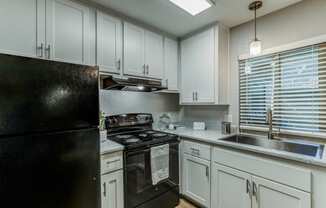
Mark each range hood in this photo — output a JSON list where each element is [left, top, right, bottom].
[[102, 76, 167, 92]]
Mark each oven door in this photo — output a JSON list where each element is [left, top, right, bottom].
[[124, 142, 179, 208]]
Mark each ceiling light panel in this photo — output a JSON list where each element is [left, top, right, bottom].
[[169, 0, 213, 16]]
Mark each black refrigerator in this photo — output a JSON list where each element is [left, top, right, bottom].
[[0, 54, 100, 208]]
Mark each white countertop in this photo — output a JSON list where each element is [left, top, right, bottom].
[[100, 139, 124, 155], [158, 128, 326, 168]]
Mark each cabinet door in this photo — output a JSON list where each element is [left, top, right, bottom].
[[46, 0, 91, 64], [182, 154, 210, 207], [180, 37, 196, 103], [252, 176, 311, 208], [97, 11, 122, 74], [0, 0, 45, 58], [102, 170, 124, 208], [123, 22, 145, 77], [164, 38, 179, 91], [194, 28, 215, 103], [145, 30, 164, 79], [211, 163, 251, 208]]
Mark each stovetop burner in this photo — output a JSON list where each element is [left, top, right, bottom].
[[106, 113, 178, 150], [109, 130, 177, 149]]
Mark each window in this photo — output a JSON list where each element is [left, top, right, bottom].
[[239, 43, 326, 137]]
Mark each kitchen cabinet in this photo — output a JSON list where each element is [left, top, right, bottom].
[[211, 164, 253, 208], [0, 0, 91, 65], [101, 151, 124, 208], [97, 11, 122, 74], [182, 140, 211, 207], [123, 22, 145, 77], [212, 147, 312, 208], [252, 176, 311, 208], [46, 0, 91, 65], [183, 154, 210, 207], [163, 38, 179, 91], [211, 163, 311, 208], [102, 170, 124, 208], [124, 22, 164, 80], [0, 0, 45, 58], [180, 24, 229, 105]]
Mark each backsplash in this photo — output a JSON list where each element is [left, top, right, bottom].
[[100, 90, 230, 130], [100, 90, 181, 126], [179, 106, 229, 130]]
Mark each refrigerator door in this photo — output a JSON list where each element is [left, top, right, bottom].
[[0, 54, 99, 136], [0, 128, 100, 208]]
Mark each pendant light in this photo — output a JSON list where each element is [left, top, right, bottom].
[[249, 1, 263, 56]]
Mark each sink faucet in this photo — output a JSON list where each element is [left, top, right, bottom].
[[266, 108, 274, 140]]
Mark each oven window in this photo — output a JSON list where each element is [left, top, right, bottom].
[[125, 143, 179, 208]]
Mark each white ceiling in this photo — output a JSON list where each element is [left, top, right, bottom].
[[90, 0, 302, 37]]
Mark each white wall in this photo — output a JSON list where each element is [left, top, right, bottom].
[[229, 0, 326, 127]]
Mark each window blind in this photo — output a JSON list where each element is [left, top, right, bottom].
[[239, 43, 326, 136]]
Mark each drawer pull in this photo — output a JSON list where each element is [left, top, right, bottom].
[[103, 182, 106, 197], [246, 180, 252, 196], [106, 159, 121, 165], [252, 181, 258, 201], [190, 148, 200, 156]]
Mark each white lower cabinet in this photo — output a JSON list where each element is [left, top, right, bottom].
[[182, 142, 211, 207], [101, 170, 124, 208], [211, 162, 311, 208], [211, 163, 251, 208], [101, 151, 124, 208], [252, 176, 311, 208]]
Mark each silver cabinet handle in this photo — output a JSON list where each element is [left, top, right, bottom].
[[193, 92, 195, 101], [143, 64, 146, 74], [195, 92, 198, 101], [146, 65, 149, 75], [190, 148, 200, 156], [103, 182, 106, 197], [246, 180, 252, 196], [116, 59, 121, 71], [37, 43, 44, 58], [45, 44, 51, 59], [166, 79, 169, 88], [252, 181, 258, 201], [206, 166, 209, 177], [106, 159, 120, 165]]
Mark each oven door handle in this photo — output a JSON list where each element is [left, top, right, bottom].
[[126, 148, 150, 157]]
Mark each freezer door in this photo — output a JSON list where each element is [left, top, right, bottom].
[[0, 54, 99, 136], [0, 128, 100, 208]]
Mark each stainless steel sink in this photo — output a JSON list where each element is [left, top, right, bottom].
[[221, 135, 325, 159]]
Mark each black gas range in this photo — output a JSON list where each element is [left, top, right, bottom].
[[105, 113, 180, 208]]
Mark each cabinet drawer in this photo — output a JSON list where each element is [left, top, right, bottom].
[[101, 151, 123, 174], [183, 140, 211, 161]]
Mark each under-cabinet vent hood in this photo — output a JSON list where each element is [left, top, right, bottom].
[[102, 76, 166, 92]]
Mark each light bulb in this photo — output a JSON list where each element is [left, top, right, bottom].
[[250, 39, 262, 56]]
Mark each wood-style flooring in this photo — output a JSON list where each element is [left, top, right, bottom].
[[176, 199, 198, 208]]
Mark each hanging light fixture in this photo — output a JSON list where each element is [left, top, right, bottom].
[[249, 1, 263, 56]]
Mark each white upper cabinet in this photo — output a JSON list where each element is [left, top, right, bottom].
[[180, 24, 229, 105], [123, 22, 145, 77], [124, 22, 164, 80], [163, 38, 179, 91], [145, 31, 164, 79], [45, 0, 91, 65], [97, 11, 122, 74], [180, 37, 197, 102], [0, 0, 45, 58]]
